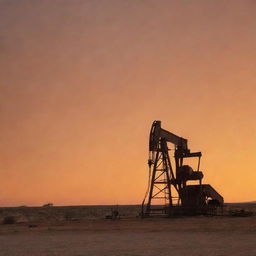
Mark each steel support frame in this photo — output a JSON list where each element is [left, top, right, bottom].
[[145, 139, 174, 215]]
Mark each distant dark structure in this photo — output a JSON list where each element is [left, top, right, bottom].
[[142, 121, 223, 217], [42, 203, 53, 207]]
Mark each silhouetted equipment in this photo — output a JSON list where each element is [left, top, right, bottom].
[[105, 206, 120, 219], [142, 121, 223, 217]]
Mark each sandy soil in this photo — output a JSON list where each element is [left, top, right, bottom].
[[0, 216, 255, 256]]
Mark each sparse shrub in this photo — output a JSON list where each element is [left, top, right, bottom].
[[28, 224, 38, 228], [3, 216, 16, 225]]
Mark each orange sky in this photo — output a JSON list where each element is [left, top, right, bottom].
[[0, 0, 256, 206]]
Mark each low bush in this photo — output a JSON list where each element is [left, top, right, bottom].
[[2, 216, 16, 225]]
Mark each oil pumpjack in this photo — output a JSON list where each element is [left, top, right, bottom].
[[142, 121, 223, 217]]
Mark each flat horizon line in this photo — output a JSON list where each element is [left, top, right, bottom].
[[1, 201, 256, 208]]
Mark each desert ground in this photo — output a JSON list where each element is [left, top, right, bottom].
[[0, 204, 255, 256]]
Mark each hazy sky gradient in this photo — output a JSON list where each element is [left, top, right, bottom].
[[0, 0, 256, 206]]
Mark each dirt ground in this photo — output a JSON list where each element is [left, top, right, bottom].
[[0, 216, 255, 256]]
